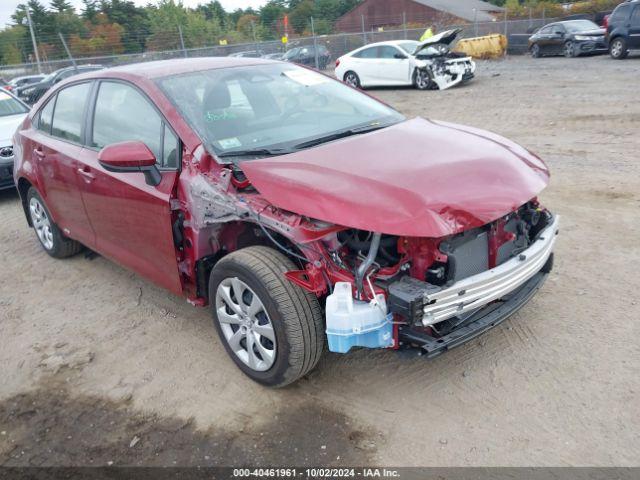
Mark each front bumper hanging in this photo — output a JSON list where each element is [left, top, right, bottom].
[[389, 215, 559, 356]]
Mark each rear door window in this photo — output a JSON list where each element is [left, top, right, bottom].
[[631, 6, 640, 25], [353, 47, 378, 58], [50, 82, 91, 143]]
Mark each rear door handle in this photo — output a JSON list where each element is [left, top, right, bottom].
[[77, 166, 95, 182], [33, 147, 45, 159]]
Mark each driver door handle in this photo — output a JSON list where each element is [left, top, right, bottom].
[[77, 166, 95, 182], [33, 147, 45, 159]]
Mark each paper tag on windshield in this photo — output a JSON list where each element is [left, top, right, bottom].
[[283, 69, 328, 86], [218, 137, 241, 149]]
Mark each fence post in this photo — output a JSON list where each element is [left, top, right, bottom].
[[403, 12, 407, 40], [504, 8, 508, 57], [473, 8, 478, 36], [311, 17, 319, 70], [25, 6, 42, 73], [58, 32, 77, 72], [361, 14, 367, 45], [528, 7, 532, 28], [542, 7, 546, 24], [251, 21, 259, 55], [178, 25, 187, 58]]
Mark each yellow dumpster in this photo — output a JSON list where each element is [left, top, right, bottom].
[[454, 34, 507, 59]]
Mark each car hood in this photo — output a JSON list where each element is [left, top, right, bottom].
[[575, 28, 606, 36], [240, 117, 550, 238], [413, 29, 461, 54], [0, 113, 27, 147]]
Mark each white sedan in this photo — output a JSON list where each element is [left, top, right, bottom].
[[0, 88, 29, 190], [334, 30, 476, 91]]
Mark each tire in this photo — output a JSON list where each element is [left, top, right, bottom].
[[27, 187, 82, 258], [209, 246, 324, 387], [609, 37, 628, 60], [563, 41, 577, 58], [531, 43, 541, 58], [413, 68, 433, 90], [343, 71, 360, 88]]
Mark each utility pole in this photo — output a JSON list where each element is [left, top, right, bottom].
[[25, 6, 42, 73], [473, 8, 478, 36], [361, 14, 366, 45], [58, 32, 77, 72], [310, 17, 319, 70], [178, 25, 187, 58], [402, 12, 407, 40]]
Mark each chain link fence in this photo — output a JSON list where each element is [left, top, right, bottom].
[[1, 16, 559, 79]]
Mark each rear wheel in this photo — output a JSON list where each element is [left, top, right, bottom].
[[609, 37, 628, 59], [209, 246, 324, 387], [343, 71, 360, 88], [531, 43, 541, 58], [27, 187, 82, 258]]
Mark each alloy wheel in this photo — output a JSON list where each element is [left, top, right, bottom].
[[415, 70, 430, 89], [215, 277, 276, 372], [564, 41, 575, 58], [29, 197, 54, 250], [610, 40, 622, 58], [344, 73, 358, 88]]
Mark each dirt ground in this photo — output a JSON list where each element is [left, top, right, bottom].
[[1, 55, 639, 468]]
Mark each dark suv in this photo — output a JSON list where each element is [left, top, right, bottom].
[[16, 64, 103, 104], [283, 45, 331, 69], [606, 0, 640, 59]]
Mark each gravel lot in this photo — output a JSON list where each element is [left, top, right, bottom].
[[1, 55, 639, 467]]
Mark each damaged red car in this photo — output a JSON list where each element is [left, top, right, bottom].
[[13, 58, 559, 387]]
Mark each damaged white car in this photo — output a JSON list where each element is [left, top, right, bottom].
[[335, 29, 475, 90]]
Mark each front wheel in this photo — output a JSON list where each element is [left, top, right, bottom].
[[531, 43, 541, 58], [343, 71, 361, 88], [27, 187, 82, 258], [609, 37, 628, 59], [564, 41, 577, 58], [413, 68, 433, 90], [209, 246, 324, 387]]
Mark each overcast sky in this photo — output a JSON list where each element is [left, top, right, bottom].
[[1, 0, 268, 29]]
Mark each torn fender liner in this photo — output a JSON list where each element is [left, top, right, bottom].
[[241, 117, 549, 237]]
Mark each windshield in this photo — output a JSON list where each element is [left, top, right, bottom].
[[283, 48, 300, 60], [398, 41, 419, 54], [564, 20, 599, 32], [158, 63, 404, 159], [0, 90, 28, 117]]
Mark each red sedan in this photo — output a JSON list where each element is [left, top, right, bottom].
[[13, 58, 558, 386]]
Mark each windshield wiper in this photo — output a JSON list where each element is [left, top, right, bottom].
[[217, 147, 292, 159], [293, 123, 389, 150]]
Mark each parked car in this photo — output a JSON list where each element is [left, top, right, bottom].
[[335, 30, 475, 90], [528, 20, 607, 57], [13, 58, 558, 386], [16, 64, 103, 104], [282, 45, 331, 69], [262, 52, 284, 60], [3, 74, 46, 94], [228, 51, 263, 58], [606, 0, 640, 59], [0, 89, 29, 190]]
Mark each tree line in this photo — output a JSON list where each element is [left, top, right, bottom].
[[0, 0, 624, 66]]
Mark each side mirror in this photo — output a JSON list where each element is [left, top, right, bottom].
[[394, 53, 408, 59], [98, 140, 161, 186]]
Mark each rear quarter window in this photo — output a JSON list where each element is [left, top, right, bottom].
[[50, 83, 91, 143], [611, 4, 631, 22]]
